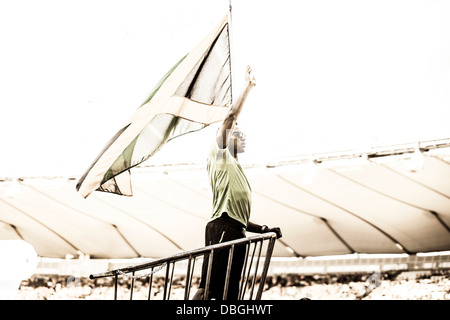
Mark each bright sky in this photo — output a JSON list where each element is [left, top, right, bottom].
[[0, 0, 449, 178]]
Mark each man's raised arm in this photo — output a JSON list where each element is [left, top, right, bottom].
[[216, 66, 256, 149]]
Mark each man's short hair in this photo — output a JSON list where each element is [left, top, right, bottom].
[[232, 126, 244, 139]]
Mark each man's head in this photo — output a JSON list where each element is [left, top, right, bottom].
[[229, 126, 246, 156]]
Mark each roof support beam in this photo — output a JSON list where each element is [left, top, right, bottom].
[[0, 220, 24, 240], [276, 175, 412, 254], [0, 197, 81, 253], [320, 217, 356, 254], [254, 191, 346, 257], [430, 211, 450, 233], [92, 195, 185, 252], [112, 224, 141, 257], [24, 184, 143, 257], [369, 157, 450, 200], [328, 167, 450, 235], [134, 185, 207, 221]]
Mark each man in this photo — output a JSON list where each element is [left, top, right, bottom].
[[193, 66, 282, 300]]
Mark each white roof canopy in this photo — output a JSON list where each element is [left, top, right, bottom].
[[1, 139, 449, 259]]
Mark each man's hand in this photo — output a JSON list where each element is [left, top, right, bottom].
[[245, 65, 256, 87], [262, 225, 282, 239]]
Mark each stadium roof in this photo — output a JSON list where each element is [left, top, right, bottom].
[[1, 138, 449, 259]]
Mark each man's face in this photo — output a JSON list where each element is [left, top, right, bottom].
[[231, 129, 246, 154]]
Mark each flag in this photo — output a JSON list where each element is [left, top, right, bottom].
[[76, 15, 232, 198]]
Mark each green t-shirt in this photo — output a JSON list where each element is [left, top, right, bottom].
[[207, 140, 252, 228]]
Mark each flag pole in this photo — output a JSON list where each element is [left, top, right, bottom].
[[228, 0, 235, 104]]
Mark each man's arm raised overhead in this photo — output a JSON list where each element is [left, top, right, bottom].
[[216, 65, 256, 149]]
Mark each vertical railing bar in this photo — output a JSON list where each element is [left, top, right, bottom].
[[241, 241, 257, 300], [204, 249, 214, 300], [163, 262, 171, 300], [238, 243, 250, 300], [249, 240, 263, 300], [114, 272, 118, 300], [184, 256, 193, 300], [167, 261, 175, 300], [147, 267, 154, 300], [241, 242, 252, 300], [130, 271, 135, 300], [187, 257, 197, 300], [223, 244, 235, 300], [256, 236, 276, 300]]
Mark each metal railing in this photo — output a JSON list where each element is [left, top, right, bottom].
[[89, 232, 277, 300]]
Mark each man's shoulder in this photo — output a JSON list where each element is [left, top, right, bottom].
[[209, 138, 225, 155], [208, 138, 231, 166]]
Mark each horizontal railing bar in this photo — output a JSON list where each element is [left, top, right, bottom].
[[90, 232, 276, 280]]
